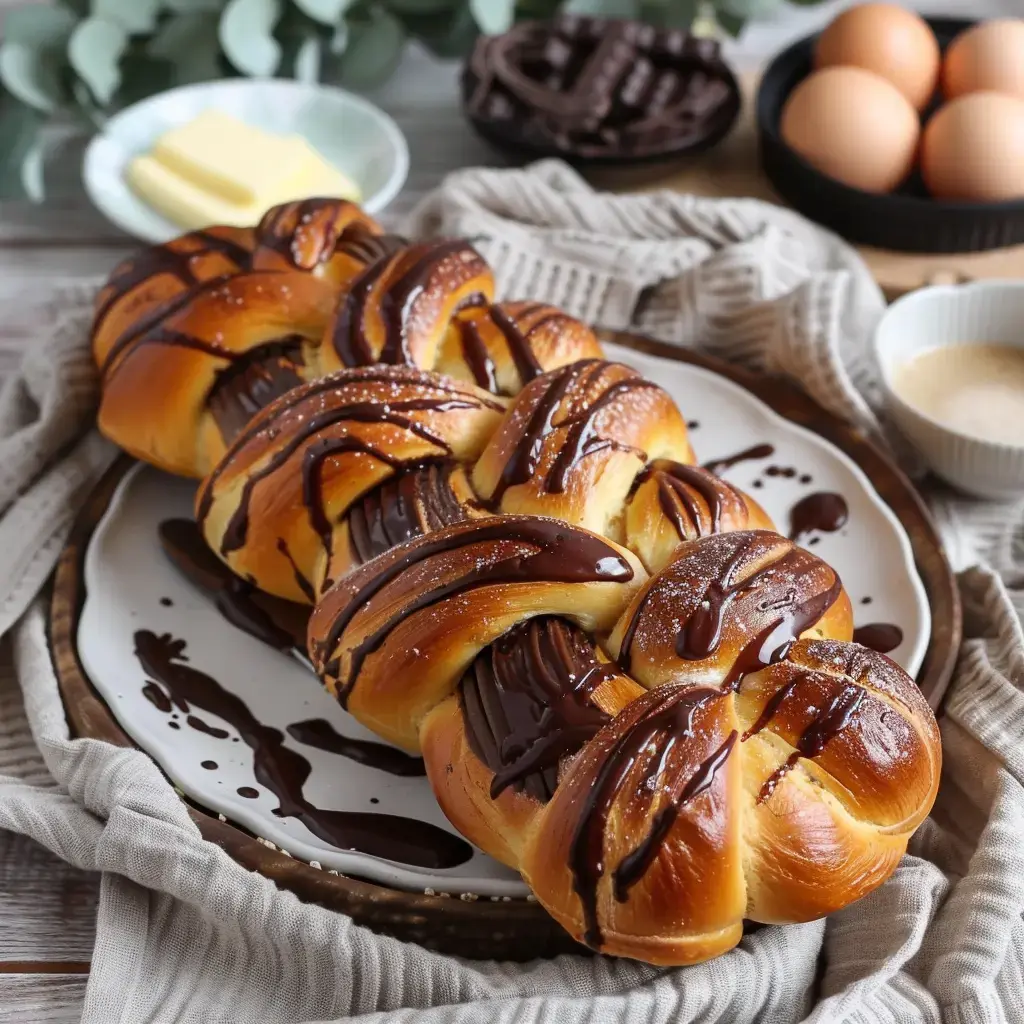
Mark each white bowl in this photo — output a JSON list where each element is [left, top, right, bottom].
[[875, 280, 1024, 499], [83, 79, 409, 243]]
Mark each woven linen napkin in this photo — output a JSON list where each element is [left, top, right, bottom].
[[1, 160, 1023, 1024]]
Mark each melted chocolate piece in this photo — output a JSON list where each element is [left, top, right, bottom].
[[459, 617, 614, 802], [568, 686, 735, 950], [633, 460, 744, 539], [765, 466, 797, 479], [618, 533, 842, 689], [207, 338, 306, 444], [788, 492, 849, 545], [489, 361, 653, 505], [462, 16, 741, 161], [188, 715, 230, 739], [852, 623, 903, 654], [160, 597, 173, 607], [330, 240, 482, 367], [457, 317, 499, 392], [202, 760, 218, 770], [158, 519, 309, 651], [347, 462, 470, 565], [286, 719, 425, 777], [142, 681, 172, 712], [237, 786, 260, 799], [317, 517, 634, 706], [701, 443, 774, 476], [134, 630, 472, 868]]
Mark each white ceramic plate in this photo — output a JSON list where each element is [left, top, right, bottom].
[[83, 79, 409, 243], [78, 346, 930, 895]]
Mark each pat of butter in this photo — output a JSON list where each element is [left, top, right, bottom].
[[126, 109, 362, 231]]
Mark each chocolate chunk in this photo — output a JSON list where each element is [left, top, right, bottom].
[[461, 15, 741, 163]]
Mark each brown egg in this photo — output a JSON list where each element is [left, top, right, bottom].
[[780, 67, 920, 194], [921, 92, 1024, 201], [815, 3, 940, 111], [943, 19, 1024, 101]]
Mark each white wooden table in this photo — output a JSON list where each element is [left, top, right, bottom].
[[0, 1, 1006, 1018]]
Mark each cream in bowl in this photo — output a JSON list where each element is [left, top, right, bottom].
[[875, 280, 1024, 498]]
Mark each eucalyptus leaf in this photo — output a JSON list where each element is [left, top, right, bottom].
[[19, 133, 46, 202], [68, 17, 128, 104], [468, 0, 513, 35], [147, 11, 225, 83], [293, 0, 352, 23], [0, 44, 66, 111], [2, 5, 78, 47], [639, 0, 697, 29], [293, 35, 322, 81], [219, 0, 282, 76], [91, 0, 162, 33], [387, 0, 459, 12], [715, 0, 782, 18], [713, 9, 745, 36], [397, 6, 477, 59], [0, 91, 43, 199], [338, 9, 404, 89], [562, 0, 637, 15], [164, 0, 227, 11]]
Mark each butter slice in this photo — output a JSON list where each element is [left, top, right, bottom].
[[152, 110, 308, 206], [127, 109, 363, 230]]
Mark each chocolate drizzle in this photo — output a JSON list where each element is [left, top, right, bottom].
[[457, 317, 499, 392], [159, 518, 308, 650], [618, 533, 842, 691], [206, 337, 306, 444], [852, 623, 903, 654], [330, 240, 482, 367], [459, 617, 615, 802], [744, 672, 866, 804], [316, 517, 634, 705], [568, 686, 735, 949], [489, 361, 654, 505], [134, 630, 472, 868], [633, 460, 744, 539], [788, 492, 849, 545], [196, 369, 500, 558], [702, 443, 775, 476], [286, 718, 426, 777]]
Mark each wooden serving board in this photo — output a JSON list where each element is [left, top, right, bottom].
[[47, 338, 958, 960], [590, 74, 1024, 301]]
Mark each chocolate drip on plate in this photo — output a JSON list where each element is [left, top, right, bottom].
[[569, 686, 735, 950], [207, 337, 306, 444], [852, 623, 903, 654], [459, 617, 614, 802], [318, 517, 634, 705], [158, 518, 309, 651], [134, 630, 472, 868], [788, 492, 849, 545], [286, 718, 426, 777], [702, 443, 774, 476], [347, 461, 471, 565]]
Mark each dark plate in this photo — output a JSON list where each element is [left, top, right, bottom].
[[757, 17, 1024, 253]]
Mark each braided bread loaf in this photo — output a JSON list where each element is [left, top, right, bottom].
[[93, 198, 601, 477], [306, 518, 940, 965], [195, 358, 772, 603]]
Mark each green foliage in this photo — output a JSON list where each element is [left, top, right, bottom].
[[0, 0, 828, 198]]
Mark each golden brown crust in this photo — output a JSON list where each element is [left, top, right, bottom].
[[195, 365, 506, 602], [93, 203, 610, 478], [306, 515, 939, 966]]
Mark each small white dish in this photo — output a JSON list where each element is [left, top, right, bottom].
[[83, 79, 409, 243], [875, 280, 1024, 499], [78, 346, 930, 893]]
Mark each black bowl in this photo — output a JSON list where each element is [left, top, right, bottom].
[[757, 17, 1024, 253]]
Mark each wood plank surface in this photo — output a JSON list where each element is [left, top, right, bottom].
[[0, 974, 90, 1023]]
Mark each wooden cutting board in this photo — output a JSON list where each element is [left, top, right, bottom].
[[590, 73, 1024, 300]]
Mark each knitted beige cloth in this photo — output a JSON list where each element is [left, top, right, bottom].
[[0, 161, 1022, 1024]]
